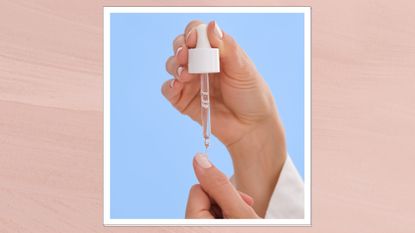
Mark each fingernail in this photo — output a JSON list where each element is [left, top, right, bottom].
[[177, 66, 183, 77], [169, 79, 175, 88], [195, 153, 211, 168], [213, 21, 223, 39], [186, 29, 194, 42], [175, 46, 183, 57]]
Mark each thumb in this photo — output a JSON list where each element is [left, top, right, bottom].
[[206, 21, 258, 81], [193, 153, 258, 218]]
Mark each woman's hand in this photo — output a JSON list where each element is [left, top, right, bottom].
[[186, 153, 259, 219], [163, 20, 287, 217]]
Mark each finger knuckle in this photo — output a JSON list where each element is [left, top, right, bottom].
[[173, 34, 184, 47], [189, 184, 201, 193], [165, 56, 172, 72], [160, 84, 166, 96], [165, 57, 176, 74], [177, 105, 188, 115]]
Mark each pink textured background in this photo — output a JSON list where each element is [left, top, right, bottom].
[[1, 1, 414, 232]]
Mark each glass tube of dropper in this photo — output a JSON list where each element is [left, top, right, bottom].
[[200, 73, 211, 152]]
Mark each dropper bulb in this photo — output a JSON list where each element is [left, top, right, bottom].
[[195, 24, 211, 48], [188, 23, 220, 74]]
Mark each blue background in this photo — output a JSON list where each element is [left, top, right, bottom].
[[110, 13, 304, 219]]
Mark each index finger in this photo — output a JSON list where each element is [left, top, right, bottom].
[[185, 184, 214, 219]]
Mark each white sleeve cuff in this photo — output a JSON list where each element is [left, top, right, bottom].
[[229, 154, 304, 219], [265, 155, 304, 219]]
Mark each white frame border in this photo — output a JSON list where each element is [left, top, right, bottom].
[[103, 6, 311, 226]]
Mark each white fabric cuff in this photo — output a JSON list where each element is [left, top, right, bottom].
[[229, 154, 304, 219], [265, 155, 304, 219]]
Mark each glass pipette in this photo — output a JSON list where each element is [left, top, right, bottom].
[[188, 23, 220, 152], [200, 73, 211, 151]]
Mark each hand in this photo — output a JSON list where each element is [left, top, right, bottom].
[[163, 20, 287, 217], [186, 153, 259, 219]]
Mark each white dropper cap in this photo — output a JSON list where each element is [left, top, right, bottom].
[[188, 24, 220, 74]]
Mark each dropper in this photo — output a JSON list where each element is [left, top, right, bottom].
[[188, 24, 220, 152]]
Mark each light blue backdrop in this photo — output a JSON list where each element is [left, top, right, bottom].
[[110, 13, 304, 219]]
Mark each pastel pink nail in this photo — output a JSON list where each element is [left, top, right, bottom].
[[213, 21, 223, 39], [175, 46, 183, 56], [169, 79, 175, 88], [195, 153, 211, 168], [177, 66, 183, 77]]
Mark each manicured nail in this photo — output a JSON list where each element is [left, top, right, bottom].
[[186, 29, 194, 42], [175, 46, 183, 57], [195, 153, 211, 168], [213, 21, 223, 39], [177, 66, 183, 77], [169, 79, 175, 88]]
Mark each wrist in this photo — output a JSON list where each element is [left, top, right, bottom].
[[226, 114, 287, 217]]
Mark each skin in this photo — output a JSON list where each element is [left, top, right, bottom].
[[186, 154, 259, 219], [162, 20, 287, 218]]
